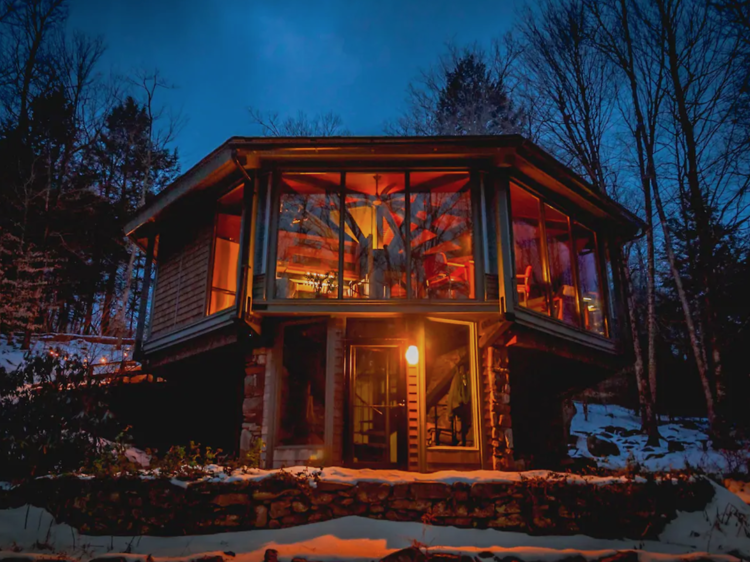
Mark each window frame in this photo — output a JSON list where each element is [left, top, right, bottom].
[[505, 174, 612, 340], [422, 316, 481, 453], [267, 168, 485, 304], [205, 182, 245, 318]]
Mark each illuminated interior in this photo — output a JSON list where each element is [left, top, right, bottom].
[[208, 186, 242, 315], [510, 182, 607, 335], [510, 183, 548, 314], [425, 319, 475, 448], [275, 173, 342, 299], [573, 222, 606, 336], [274, 171, 475, 300], [410, 172, 474, 299]]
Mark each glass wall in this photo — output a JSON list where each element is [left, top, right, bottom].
[[573, 222, 605, 336], [424, 319, 475, 448], [272, 170, 476, 301], [509, 183, 547, 314], [509, 182, 609, 335], [275, 173, 342, 299], [544, 204, 577, 326], [343, 173, 406, 299], [208, 185, 242, 315], [410, 172, 475, 299], [278, 322, 327, 445]]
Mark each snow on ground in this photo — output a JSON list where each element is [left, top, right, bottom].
[[164, 465, 650, 489], [0, 480, 748, 562], [570, 401, 748, 475]]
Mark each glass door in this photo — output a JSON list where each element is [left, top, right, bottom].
[[349, 345, 406, 467]]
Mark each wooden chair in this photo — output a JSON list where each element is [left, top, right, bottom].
[[516, 265, 533, 305]]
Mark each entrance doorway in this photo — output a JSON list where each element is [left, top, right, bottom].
[[347, 344, 407, 467]]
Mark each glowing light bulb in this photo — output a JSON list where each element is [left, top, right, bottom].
[[406, 345, 419, 366]]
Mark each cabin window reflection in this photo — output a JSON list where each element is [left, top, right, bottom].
[[275, 173, 342, 299], [425, 319, 475, 448], [510, 183, 548, 314], [544, 204, 578, 326], [208, 186, 242, 315], [278, 322, 327, 445], [410, 172, 475, 300], [573, 222, 606, 336], [343, 173, 406, 299]]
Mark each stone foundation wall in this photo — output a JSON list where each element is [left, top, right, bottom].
[[484, 346, 516, 470], [0, 473, 714, 539], [239, 348, 266, 457]]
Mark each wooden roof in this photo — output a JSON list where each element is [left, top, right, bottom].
[[124, 135, 643, 243]]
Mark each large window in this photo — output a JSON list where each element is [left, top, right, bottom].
[[509, 183, 547, 314], [424, 319, 476, 448], [545, 204, 577, 326], [278, 322, 327, 445], [208, 186, 242, 315], [410, 172, 475, 300], [509, 182, 607, 335], [275, 173, 342, 299], [344, 173, 406, 299], [272, 171, 476, 300], [573, 222, 605, 336]]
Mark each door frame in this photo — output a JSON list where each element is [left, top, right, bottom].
[[344, 339, 408, 469]]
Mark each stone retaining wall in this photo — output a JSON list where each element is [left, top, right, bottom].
[[0, 472, 714, 540]]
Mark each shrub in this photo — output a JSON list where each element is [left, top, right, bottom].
[[0, 350, 120, 481]]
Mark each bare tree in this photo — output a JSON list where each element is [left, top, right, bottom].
[[249, 108, 348, 137], [111, 69, 182, 339], [513, 0, 616, 194]]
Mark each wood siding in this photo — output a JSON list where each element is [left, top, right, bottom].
[[150, 216, 214, 339]]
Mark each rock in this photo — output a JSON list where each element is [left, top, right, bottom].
[[264, 549, 279, 562], [309, 492, 334, 505], [667, 440, 685, 452], [488, 513, 525, 529], [389, 498, 432, 511], [470, 503, 496, 518], [212, 493, 250, 507], [495, 500, 522, 514], [292, 500, 309, 513], [392, 483, 411, 498], [380, 546, 426, 562], [470, 482, 511, 498], [587, 434, 621, 457], [356, 482, 391, 503], [254, 505, 268, 528], [269, 499, 291, 519], [411, 482, 451, 499]]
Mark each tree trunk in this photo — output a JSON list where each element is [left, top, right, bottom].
[[650, 170, 716, 427]]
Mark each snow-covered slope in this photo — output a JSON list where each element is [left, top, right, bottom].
[[570, 402, 748, 475]]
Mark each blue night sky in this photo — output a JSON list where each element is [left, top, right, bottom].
[[68, 0, 520, 169]]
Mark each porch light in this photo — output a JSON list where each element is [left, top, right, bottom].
[[406, 345, 419, 366]]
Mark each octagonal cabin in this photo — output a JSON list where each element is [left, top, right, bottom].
[[126, 136, 641, 471]]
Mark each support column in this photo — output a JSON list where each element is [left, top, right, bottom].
[[484, 345, 517, 470], [240, 347, 267, 457]]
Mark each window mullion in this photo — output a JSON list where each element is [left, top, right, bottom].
[[338, 172, 346, 300], [405, 172, 412, 300]]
